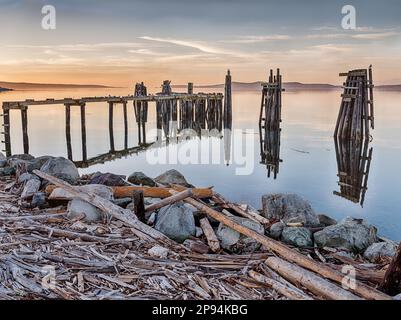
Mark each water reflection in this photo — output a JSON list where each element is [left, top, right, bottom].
[[333, 135, 373, 206], [259, 127, 282, 179]]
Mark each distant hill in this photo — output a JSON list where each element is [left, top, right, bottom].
[[0, 87, 12, 92], [173, 81, 401, 92], [173, 81, 339, 91], [0, 81, 114, 91]]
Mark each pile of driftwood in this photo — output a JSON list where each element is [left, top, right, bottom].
[[0, 170, 399, 300]]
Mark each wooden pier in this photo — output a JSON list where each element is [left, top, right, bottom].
[[1, 76, 230, 163]]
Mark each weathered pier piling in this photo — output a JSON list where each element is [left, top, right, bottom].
[[259, 69, 284, 179], [334, 66, 374, 140]]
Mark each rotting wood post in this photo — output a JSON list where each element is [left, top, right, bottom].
[[65, 104, 72, 160], [123, 100, 128, 149], [108, 101, 115, 152], [223, 69, 232, 130], [132, 190, 145, 222], [80, 103, 87, 162], [20, 106, 29, 154], [187, 82, 193, 94], [380, 243, 401, 296], [2, 103, 12, 157]]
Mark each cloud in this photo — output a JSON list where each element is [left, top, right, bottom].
[[351, 31, 400, 40], [140, 36, 235, 55], [223, 35, 292, 43], [6, 43, 143, 52]]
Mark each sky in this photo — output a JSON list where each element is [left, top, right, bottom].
[[0, 0, 401, 87]]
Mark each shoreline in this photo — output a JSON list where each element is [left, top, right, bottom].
[[0, 153, 400, 300]]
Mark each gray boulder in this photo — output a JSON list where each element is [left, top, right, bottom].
[[8, 154, 35, 161], [314, 217, 377, 252], [0, 167, 15, 176], [21, 178, 41, 199], [216, 217, 264, 253], [89, 172, 128, 186], [40, 157, 79, 184], [363, 241, 397, 262], [318, 214, 337, 227], [269, 221, 286, 239], [18, 172, 39, 184], [67, 185, 113, 222], [31, 192, 47, 209], [394, 293, 401, 300], [128, 172, 156, 187], [27, 156, 54, 172], [155, 203, 196, 242], [281, 227, 313, 248], [261, 194, 320, 227], [154, 169, 191, 187]]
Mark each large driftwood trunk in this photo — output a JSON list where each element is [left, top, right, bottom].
[[265, 257, 361, 300], [380, 243, 401, 296], [249, 270, 313, 300], [45, 184, 213, 199]]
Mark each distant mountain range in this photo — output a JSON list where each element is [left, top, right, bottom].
[[0, 81, 113, 91], [1, 80, 400, 92], [173, 81, 401, 92]]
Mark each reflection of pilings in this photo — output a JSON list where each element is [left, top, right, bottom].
[[65, 104, 72, 160], [74, 143, 153, 169], [259, 128, 282, 179], [333, 136, 373, 206], [20, 106, 29, 154]]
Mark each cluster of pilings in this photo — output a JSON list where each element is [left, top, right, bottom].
[[259, 69, 284, 179], [334, 66, 374, 140], [333, 66, 375, 206]]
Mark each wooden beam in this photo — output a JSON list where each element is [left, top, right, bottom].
[[265, 257, 361, 300]]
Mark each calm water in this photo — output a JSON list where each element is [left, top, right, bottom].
[[1, 88, 401, 241]]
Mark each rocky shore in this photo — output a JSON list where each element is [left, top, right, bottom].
[[0, 152, 400, 300]]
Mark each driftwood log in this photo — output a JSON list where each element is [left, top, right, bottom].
[[265, 257, 361, 300], [45, 184, 213, 199], [380, 243, 401, 296], [199, 218, 220, 253], [248, 270, 313, 300], [145, 189, 193, 214]]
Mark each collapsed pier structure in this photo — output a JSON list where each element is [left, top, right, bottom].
[[333, 66, 375, 205], [1, 71, 233, 167], [259, 69, 284, 179]]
